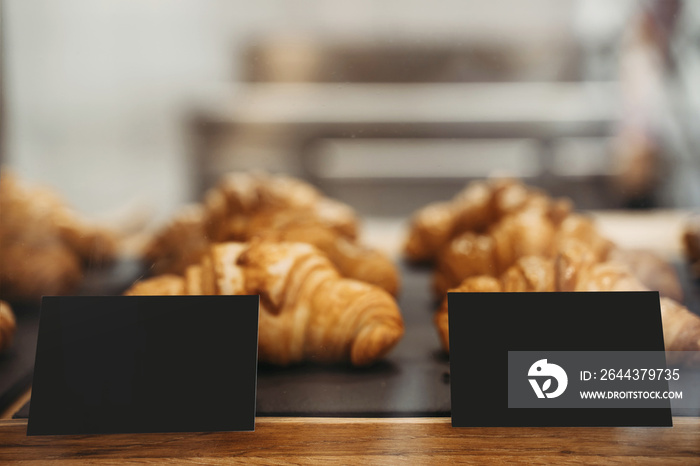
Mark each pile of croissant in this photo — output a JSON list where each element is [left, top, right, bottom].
[[0, 171, 120, 353], [404, 178, 700, 365], [7, 170, 699, 367], [130, 172, 405, 366], [0, 171, 118, 303], [144, 172, 399, 297]]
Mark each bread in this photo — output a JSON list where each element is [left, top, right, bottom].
[[433, 209, 613, 295], [0, 171, 118, 302], [127, 240, 404, 366], [145, 172, 400, 295], [435, 241, 700, 365], [404, 178, 571, 262], [407, 178, 677, 300], [414, 179, 694, 364]]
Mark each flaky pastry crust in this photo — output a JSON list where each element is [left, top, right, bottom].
[[144, 172, 400, 295], [128, 240, 404, 366]]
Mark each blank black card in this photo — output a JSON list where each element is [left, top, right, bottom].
[[28, 296, 259, 435], [448, 291, 671, 427]]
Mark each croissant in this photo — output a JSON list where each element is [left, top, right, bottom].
[[404, 178, 571, 262], [0, 300, 17, 353], [244, 213, 400, 296], [143, 205, 210, 277], [127, 240, 405, 366], [427, 180, 679, 299], [203, 172, 358, 239], [433, 209, 613, 295], [436, 241, 700, 364], [434, 276, 502, 352], [124, 274, 186, 296], [145, 172, 400, 295], [0, 171, 118, 302]]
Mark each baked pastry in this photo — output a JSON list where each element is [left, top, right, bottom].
[[683, 215, 700, 279], [407, 178, 680, 300], [433, 207, 613, 295], [127, 240, 405, 366], [435, 241, 700, 365], [245, 213, 399, 296], [414, 179, 693, 362], [0, 171, 118, 302], [145, 172, 400, 295], [142, 205, 210, 277], [404, 178, 571, 262], [0, 300, 16, 353]]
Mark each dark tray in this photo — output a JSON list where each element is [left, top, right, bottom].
[[2, 258, 143, 417], [10, 259, 700, 419], [10, 261, 450, 418], [256, 262, 449, 417]]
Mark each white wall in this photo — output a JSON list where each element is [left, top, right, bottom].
[[4, 0, 611, 220]]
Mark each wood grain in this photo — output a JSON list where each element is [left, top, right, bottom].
[[1, 417, 699, 464]]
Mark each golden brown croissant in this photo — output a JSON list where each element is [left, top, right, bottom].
[[124, 274, 186, 296], [404, 178, 571, 262], [433, 209, 613, 295], [436, 242, 700, 364], [424, 182, 683, 301], [554, 242, 700, 364], [434, 276, 502, 352], [245, 214, 400, 296], [143, 206, 210, 277], [414, 179, 692, 361], [145, 172, 400, 295], [0, 300, 16, 353], [415, 179, 677, 300], [127, 240, 405, 366], [0, 171, 118, 302]]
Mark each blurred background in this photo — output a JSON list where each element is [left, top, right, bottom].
[[2, 0, 700, 222]]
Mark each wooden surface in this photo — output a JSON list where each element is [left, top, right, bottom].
[[0, 417, 699, 464]]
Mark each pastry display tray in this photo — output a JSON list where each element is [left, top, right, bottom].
[[255, 262, 450, 417], [7, 259, 700, 419]]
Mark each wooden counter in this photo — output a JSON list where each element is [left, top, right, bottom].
[[1, 417, 699, 464]]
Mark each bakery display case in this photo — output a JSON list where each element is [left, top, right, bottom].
[[1, 0, 700, 462]]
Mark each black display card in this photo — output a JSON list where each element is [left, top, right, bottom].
[[449, 292, 671, 427], [28, 296, 259, 435]]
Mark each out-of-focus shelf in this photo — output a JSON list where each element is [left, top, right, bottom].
[[190, 82, 620, 196], [197, 82, 619, 127]]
